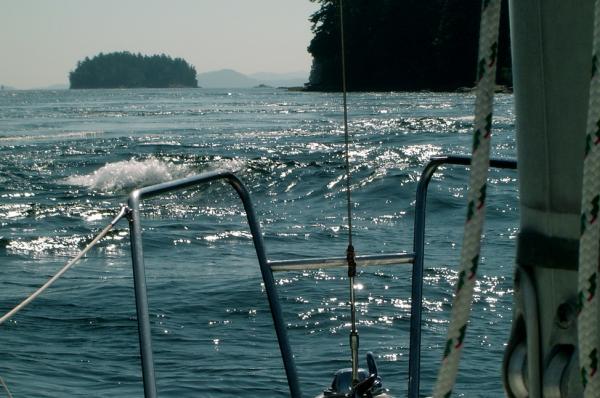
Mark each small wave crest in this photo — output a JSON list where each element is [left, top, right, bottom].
[[64, 157, 192, 192], [210, 157, 245, 174], [0, 131, 102, 143]]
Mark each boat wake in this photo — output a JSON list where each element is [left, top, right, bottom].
[[63, 157, 193, 192]]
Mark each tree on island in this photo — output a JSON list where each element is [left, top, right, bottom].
[[69, 52, 198, 89], [306, 0, 511, 91]]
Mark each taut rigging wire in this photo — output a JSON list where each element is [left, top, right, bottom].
[[338, 0, 360, 386]]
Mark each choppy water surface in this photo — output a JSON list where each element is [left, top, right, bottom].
[[0, 88, 517, 397]]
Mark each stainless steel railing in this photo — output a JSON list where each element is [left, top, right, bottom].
[[127, 170, 301, 398], [408, 155, 516, 397], [269, 253, 414, 272], [126, 155, 517, 398]]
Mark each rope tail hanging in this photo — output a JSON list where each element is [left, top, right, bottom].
[[0, 376, 13, 398], [0, 206, 129, 326], [432, 0, 501, 396], [578, 0, 600, 395], [338, 0, 360, 386]]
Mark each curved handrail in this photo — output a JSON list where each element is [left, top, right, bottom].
[[408, 155, 516, 397], [125, 157, 518, 398], [127, 170, 301, 398]]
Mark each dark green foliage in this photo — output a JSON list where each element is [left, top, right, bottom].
[[69, 52, 198, 89], [306, 0, 511, 91]]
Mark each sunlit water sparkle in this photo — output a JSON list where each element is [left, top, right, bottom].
[[0, 88, 517, 397]]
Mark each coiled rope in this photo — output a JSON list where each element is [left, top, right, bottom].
[[0, 206, 129, 326], [578, 0, 600, 394], [432, 0, 501, 396]]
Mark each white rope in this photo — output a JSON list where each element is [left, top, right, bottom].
[[0, 206, 128, 326], [432, 1, 501, 396], [578, 0, 600, 394], [0, 376, 13, 398]]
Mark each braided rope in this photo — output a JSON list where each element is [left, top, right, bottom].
[[0, 376, 13, 398], [578, 0, 600, 394], [0, 206, 128, 326], [432, 1, 501, 396]]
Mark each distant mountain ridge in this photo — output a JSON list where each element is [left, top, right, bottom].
[[0, 83, 67, 90], [196, 69, 307, 88], [2, 70, 308, 91], [42, 83, 69, 90]]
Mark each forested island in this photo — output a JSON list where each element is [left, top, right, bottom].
[[69, 52, 198, 89], [306, 0, 511, 91]]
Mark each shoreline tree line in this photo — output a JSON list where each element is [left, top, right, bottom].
[[306, 0, 511, 91]]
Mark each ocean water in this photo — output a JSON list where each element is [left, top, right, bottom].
[[0, 88, 518, 397]]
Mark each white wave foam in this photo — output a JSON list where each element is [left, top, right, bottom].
[[64, 157, 192, 192], [209, 157, 246, 173]]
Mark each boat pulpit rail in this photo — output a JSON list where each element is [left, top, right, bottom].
[[125, 155, 517, 398], [127, 170, 301, 398], [408, 155, 517, 397]]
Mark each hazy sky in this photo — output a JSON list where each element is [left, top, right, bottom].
[[1, 0, 320, 89]]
